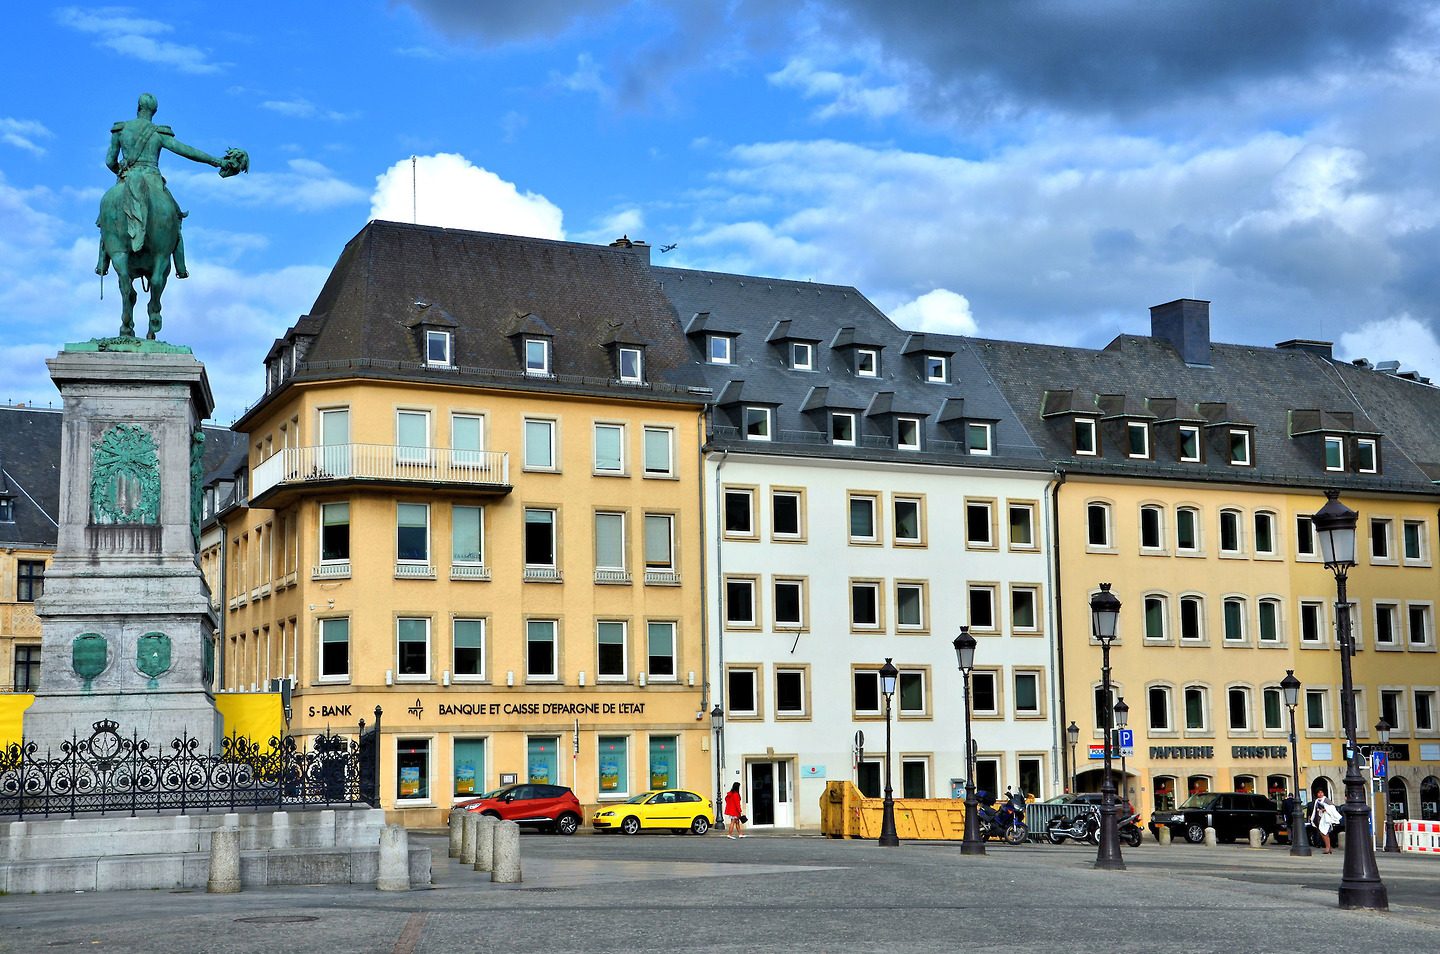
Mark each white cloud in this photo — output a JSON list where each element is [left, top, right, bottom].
[[574, 207, 644, 245], [1339, 315, 1440, 382], [768, 56, 908, 121], [889, 288, 977, 336], [171, 158, 368, 213], [550, 52, 612, 101], [370, 154, 564, 239], [56, 6, 223, 74], [260, 98, 356, 122], [0, 118, 54, 156]]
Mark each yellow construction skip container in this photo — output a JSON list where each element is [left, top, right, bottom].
[[821, 780, 969, 839]]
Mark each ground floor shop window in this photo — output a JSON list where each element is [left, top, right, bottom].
[[1420, 776, 1438, 820], [1187, 774, 1210, 797], [454, 738, 486, 797], [1153, 776, 1176, 811], [397, 738, 430, 801], [1017, 757, 1042, 800], [1388, 777, 1409, 818], [649, 735, 677, 790], [598, 735, 629, 796], [1234, 774, 1256, 794], [857, 759, 880, 798], [901, 757, 928, 798], [528, 736, 559, 785], [1267, 775, 1288, 799]]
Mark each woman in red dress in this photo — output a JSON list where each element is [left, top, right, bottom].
[[724, 782, 746, 839]]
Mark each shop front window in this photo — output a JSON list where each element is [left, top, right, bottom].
[[528, 736, 559, 785], [397, 739, 430, 801], [649, 735, 678, 790], [454, 738, 485, 797], [1153, 776, 1176, 812], [598, 735, 629, 796]]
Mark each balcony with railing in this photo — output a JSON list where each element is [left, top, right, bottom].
[[250, 444, 510, 508]]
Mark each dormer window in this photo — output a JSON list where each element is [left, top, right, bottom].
[[0, 496, 13, 522], [1356, 438, 1379, 473], [525, 338, 551, 375], [791, 342, 813, 371], [924, 355, 948, 383], [897, 417, 921, 451], [831, 412, 856, 446], [856, 348, 878, 377], [1178, 425, 1201, 463], [967, 422, 992, 455], [1075, 418, 1098, 456], [618, 346, 644, 384], [426, 330, 453, 367], [1324, 435, 1345, 471], [743, 407, 772, 441], [1228, 429, 1252, 466], [1127, 422, 1150, 459], [708, 335, 733, 365]]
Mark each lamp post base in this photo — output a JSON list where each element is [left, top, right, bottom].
[[1289, 805, 1312, 857], [1338, 881, 1389, 911], [878, 796, 900, 847]]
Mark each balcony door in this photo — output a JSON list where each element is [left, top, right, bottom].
[[320, 408, 350, 477]]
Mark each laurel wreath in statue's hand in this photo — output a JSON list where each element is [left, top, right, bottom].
[[218, 147, 249, 178]]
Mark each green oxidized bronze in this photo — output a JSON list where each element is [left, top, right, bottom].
[[190, 426, 205, 549], [91, 424, 160, 525], [72, 633, 109, 691], [136, 632, 172, 689], [95, 92, 249, 340]]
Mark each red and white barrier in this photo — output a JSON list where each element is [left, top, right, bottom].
[[1396, 820, 1440, 854]]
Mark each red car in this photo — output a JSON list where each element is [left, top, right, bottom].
[[456, 783, 583, 835]]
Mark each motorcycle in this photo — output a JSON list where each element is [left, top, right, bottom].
[[975, 793, 1029, 845], [1047, 806, 1143, 848], [1117, 810, 1144, 848]]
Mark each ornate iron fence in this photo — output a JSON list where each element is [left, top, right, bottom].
[[0, 710, 382, 819]]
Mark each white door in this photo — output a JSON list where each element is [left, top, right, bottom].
[[747, 760, 794, 827]]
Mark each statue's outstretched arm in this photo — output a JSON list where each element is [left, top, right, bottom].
[[161, 134, 222, 168]]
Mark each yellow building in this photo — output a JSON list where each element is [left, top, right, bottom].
[[975, 301, 1440, 822], [219, 224, 711, 825], [0, 406, 60, 700]]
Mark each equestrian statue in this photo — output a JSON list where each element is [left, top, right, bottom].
[[96, 93, 248, 339]]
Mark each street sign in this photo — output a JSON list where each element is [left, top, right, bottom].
[[1118, 728, 1134, 757], [1371, 750, 1388, 779]]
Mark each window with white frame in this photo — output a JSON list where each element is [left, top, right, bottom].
[[425, 329, 453, 367], [849, 494, 878, 542], [1184, 686, 1209, 731], [523, 418, 556, 469], [791, 342, 813, 371], [894, 496, 923, 544], [1140, 505, 1164, 550], [1296, 516, 1316, 557], [743, 406, 771, 441], [1180, 596, 1204, 641], [901, 757, 929, 798], [594, 512, 626, 576], [1178, 425, 1201, 462], [453, 618, 484, 680], [1011, 586, 1039, 632], [1219, 509, 1243, 554], [597, 621, 627, 680], [1299, 601, 1324, 644], [850, 581, 881, 630], [452, 505, 484, 567], [1305, 689, 1329, 731], [1263, 687, 1284, 731], [397, 617, 430, 680], [1228, 429, 1252, 465], [973, 671, 999, 715], [969, 584, 997, 630], [1375, 603, 1399, 646], [396, 410, 430, 464], [708, 335, 733, 365], [896, 582, 926, 631], [1149, 685, 1174, 731], [643, 514, 674, 571], [593, 423, 625, 474], [1075, 418, 1098, 455], [774, 578, 805, 629], [318, 617, 349, 680], [320, 502, 350, 564], [898, 670, 927, 715], [1127, 422, 1149, 458], [965, 500, 994, 548], [1014, 671, 1041, 716], [1254, 512, 1277, 556], [1324, 435, 1345, 471], [967, 421, 993, 455], [1408, 604, 1433, 647], [853, 669, 882, 715], [925, 355, 948, 382], [526, 620, 557, 681], [896, 416, 921, 450], [831, 412, 856, 446], [647, 622, 676, 680], [451, 413, 485, 466], [1258, 599, 1282, 643], [771, 491, 803, 539], [1404, 520, 1428, 564], [723, 488, 755, 537], [1223, 597, 1246, 642], [524, 509, 557, 570], [1086, 502, 1112, 548], [525, 337, 551, 375], [643, 427, 673, 477], [1416, 691, 1436, 732], [728, 668, 759, 716], [618, 347, 643, 383], [1356, 438, 1378, 473], [1093, 684, 1117, 727], [856, 348, 878, 377], [1144, 595, 1168, 640], [1009, 503, 1036, 548], [397, 503, 430, 565], [1381, 689, 1404, 732], [776, 668, 807, 716], [1176, 506, 1200, 552], [725, 578, 757, 627]]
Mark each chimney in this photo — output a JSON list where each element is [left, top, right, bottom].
[[608, 235, 650, 265], [1149, 299, 1211, 367], [1275, 339, 1334, 360]]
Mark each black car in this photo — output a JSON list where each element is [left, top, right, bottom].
[[1149, 792, 1283, 843]]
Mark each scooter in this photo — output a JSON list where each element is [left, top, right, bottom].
[[976, 793, 1029, 845], [1117, 810, 1144, 848]]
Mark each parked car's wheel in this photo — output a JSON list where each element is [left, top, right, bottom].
[[690, 815, 711, 835], [1185, 823, 1207, 844], [620, 815, 641, 835], [556, 812, 580, 836]]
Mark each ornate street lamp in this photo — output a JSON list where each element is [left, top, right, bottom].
[[1281, 670, 1312, 857], [710, 703, 724, 826], [1067, 720, 1080, 793], [1091, 583, 1125, 870], [954, 628, 984, 856], [877, 658, 900, 847], [1114, 697, 1130, 806], [1376, 719, 1400, 853], [1311, 491, 1387, 909]]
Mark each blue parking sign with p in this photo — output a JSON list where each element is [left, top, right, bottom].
[[1371, 750, 1388, 779]]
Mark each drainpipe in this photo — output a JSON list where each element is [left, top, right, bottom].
[[1046, 467, 1068, 793]]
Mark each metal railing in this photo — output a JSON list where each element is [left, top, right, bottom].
[[252, 444, 509, 499]]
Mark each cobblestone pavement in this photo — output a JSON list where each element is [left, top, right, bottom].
[[1, 831, 1438, 953]]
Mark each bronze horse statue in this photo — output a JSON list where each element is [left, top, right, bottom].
[[96, 93, 247, 339]]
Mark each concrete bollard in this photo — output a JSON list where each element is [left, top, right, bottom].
[[474, 815, 497, 873], [448, 809, 464, 858], [1203, 827, 1218, 847], [377, 824, 410, 892], [207, 827, 241, 894], [491, 820, 521, 884], [1248, 828, 1264, 849], [271, 811, 292, 849], [461, 813, 479, 865], [1157, 826, 1172, 846]]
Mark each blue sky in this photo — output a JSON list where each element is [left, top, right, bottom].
[[7, 1, 1440, 421]]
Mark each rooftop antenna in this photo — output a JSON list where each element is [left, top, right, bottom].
[[411, 155, 417, 224]]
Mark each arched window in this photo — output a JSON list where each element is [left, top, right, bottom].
[[1176, 506, 1200, 552], [1421, 776, 1439, 821], [1266, 774, 1289, 799], [1223, 597, 1247, 642], [1227, 686, 1252, 731], [1187, 774, 1211, 797], [1254, 511, 1278, 556], [1184, 685, 1209, 731], [1154, 775, 1177, 812], [1140, 504, 1165, 550], [1179, 595, 1205, 641], [1087, 502, 1112, 548], [1094, 684, 1117, 727], [1148, 684, 1173, 731], [1388, 777, 1409, 820], [1219, 508, 1243, 554], [1234, 774, 1256, 794], [1312, 775, 1335, 801], [1144, 594, 1169, 640]]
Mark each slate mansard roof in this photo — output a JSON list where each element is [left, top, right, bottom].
[[652, 265, 1046, 469], [0, 405, 246, 549], [970, 305, 1440, 494], [238, 221, 709, 428]]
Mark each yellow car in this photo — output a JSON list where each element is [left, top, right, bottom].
[[592, 789, 716, 835]]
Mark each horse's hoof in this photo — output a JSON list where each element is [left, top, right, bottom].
[[176, 270, 188, 279]]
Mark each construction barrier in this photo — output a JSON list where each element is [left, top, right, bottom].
[[820, 780, 970, 839], [1396, 819, 1440, 855]]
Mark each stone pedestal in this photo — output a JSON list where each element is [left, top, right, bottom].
[[23, 343, 221, 750]]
